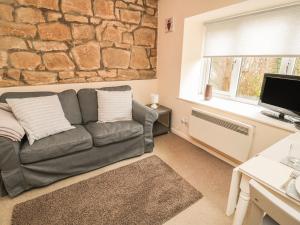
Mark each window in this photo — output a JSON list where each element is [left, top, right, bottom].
[[294, 58, 300, 76], [201, 4, 300, 104], [209, 57, 234, 92], [237, 57, 281, 100], [205, 56, 297, 102]]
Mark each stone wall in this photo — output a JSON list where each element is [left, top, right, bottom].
[[0, 0, 157, 87]]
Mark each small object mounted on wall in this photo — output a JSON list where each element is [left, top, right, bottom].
[[204, 84, 212, 101], [165, 17, 174, 33]]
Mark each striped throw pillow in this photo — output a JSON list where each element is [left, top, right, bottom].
[[97, 90, 132, 123], [7, 95, 74, 145]]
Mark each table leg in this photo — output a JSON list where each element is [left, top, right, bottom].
[[226, 167, 242, 216], [244, 201, 264, 225], [232, 175, 251, 225]]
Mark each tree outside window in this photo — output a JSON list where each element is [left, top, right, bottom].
[[294, 58, 300, 76], [208, 57, 234, 92], [237, 57, 282, 100]]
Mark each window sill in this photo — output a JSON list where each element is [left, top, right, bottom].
[[178, 95, 298, 133]]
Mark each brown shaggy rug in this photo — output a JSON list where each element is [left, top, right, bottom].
[[12, 156, 202, 225]]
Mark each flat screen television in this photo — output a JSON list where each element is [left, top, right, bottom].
[[259, 74, 300, 118]]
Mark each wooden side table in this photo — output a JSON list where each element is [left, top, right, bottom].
[[146, 105, 172, 136]]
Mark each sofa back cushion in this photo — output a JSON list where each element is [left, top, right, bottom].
[[0, 92, 54, 102], [77, 85, 132, 124], [0, 90, 82, 125], [57, 90, 82, 125]]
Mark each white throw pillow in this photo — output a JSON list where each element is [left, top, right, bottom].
[[97, 90, 132, 123], [0, 103, 11, 112], [7, 95, 74, 145]]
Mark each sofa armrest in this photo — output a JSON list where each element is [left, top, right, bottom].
[[132, 100, 158, 152], [0, 137, 26, 197]]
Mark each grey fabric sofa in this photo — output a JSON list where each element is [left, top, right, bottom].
[[0, 85, 158, 197]]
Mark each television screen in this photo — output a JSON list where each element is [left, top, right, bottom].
[[259, 74, 300, 116]]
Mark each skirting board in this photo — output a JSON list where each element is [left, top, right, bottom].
[[171, 128, 239, 167]]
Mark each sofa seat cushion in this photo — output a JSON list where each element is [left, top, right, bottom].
[[20, 125, 93, 164], [85, 121, 143, 147]]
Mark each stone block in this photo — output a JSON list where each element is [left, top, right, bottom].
[[7, 69, 21, 80], [16, 7, 45, 24], [0, 21, 36, 38], [123, 0, 135, 3], [146, 7, 155, 15], [150, 56, 156, 68], [33, 41, 68, 51], [59, 77, 85, 84], [71, 24, 95, 40], [103, 26, 122, 43], [114, 43, 130, 49], [38, 22, 71, 41], [99, 41, 114, 48], [98, 69, 117, 78], [0, 37, 27, 50], [61, 0, 92, 16], [90, 17, 101, 24], [120, 9, 141, 24], [59, 71, 74, 79], [16, 0, 59, 10], [116, 1, 127, 8], [0, 3, 13, 21], [87, 77, 103, 82], [123, 32, 133, 44], [134, 28, 156, 47], [9, 52, 41, 70], [95, 25, 104, 41], [137, 0, 143, 5], [0, 79, 22, 87], [139, 70, 156, 79], [130, 46, 150, 69], [93, 0, 115, 20], [150, 48, 156, 56], [118, 69, 139, 79], [128, 4, 144, 11], [0, 51, 7, 68], [76, 71, 98, 78], [102, 48, 130, 69], [145, 0, 157, 8], [64, 14, 89, 23], [141, 14, 157, 28], [22, 71, 57, 85], [43, 52, 75, 71], [71, 42, 101, 70], [46, 12, 62, 22]]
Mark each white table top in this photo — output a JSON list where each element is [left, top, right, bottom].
[[239, 132, 300, 208], [261, 131, 300, 161]]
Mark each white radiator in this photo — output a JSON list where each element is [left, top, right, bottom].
[[189, 108, 254, 162]]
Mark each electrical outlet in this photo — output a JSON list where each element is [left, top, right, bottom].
[[181, 117, 189, 126]]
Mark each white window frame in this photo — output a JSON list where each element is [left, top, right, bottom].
[[201, 56, 298, 105]]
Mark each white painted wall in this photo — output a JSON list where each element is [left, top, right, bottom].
[[157, 0, 296, 162]]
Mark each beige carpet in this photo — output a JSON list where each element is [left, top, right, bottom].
[[11, 156, 202, 225]]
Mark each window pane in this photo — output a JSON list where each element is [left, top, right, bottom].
[[294, 58, 300, 76], [209, 57, 234, 92], [237, 57, 281, 100]]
